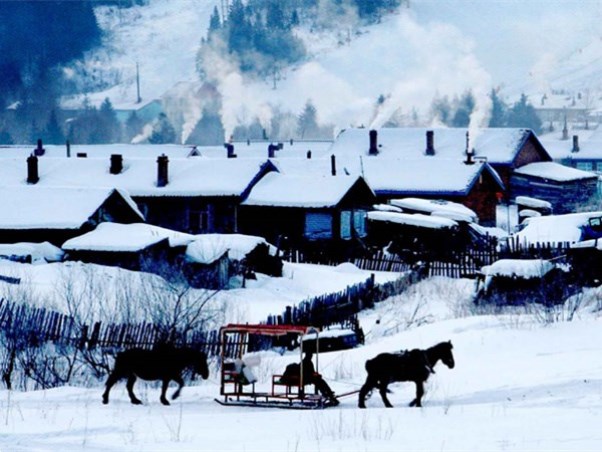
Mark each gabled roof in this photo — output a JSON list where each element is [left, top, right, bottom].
[[0, 187, 143, 230], [358, 158, 504, 196], [0, 156, 274, 198], [330, 127, 551, 166], [513, 162, 598, 182], [62, 222, 195, 252], [242, 172, 372, 208]]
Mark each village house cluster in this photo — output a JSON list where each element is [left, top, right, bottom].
[[0, 127, 599, 289]]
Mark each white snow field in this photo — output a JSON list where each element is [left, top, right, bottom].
[[1, 268, 602, 451]]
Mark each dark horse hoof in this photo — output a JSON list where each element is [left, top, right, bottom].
[[131, 400, 143, 405], [161, 400, 171, 406], [102, 399, 108, 405]]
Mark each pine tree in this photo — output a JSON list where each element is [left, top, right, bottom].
[[451, 91, 475, 127], [297, 100, 319, 139], [506, 94, 542, 133], [488, 88, 507, 127], [149, 113, 177, 144], [125, 111, 145, 142], [98, 98, 121, 143], [43, 109, 65, 144], [208, 6, 221, 39]]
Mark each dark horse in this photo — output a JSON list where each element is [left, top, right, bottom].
[[102, 346, 209, 405], [358, 341, 454, 408]]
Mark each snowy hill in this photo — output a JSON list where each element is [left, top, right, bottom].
[[66, 0, 602, 142]]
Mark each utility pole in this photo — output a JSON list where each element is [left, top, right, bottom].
[[136, 62, 141, 104]]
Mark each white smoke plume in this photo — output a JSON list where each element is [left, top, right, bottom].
[[369, 13, 492, 133]]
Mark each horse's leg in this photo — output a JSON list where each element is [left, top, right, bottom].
[[171, 375, 184, 400], [102, 371, 121, 405], [409, 381, 424, 407], [160, 378, 171, 405], [378, 382, 393, 408], [358, 376, 377, 408], [126, 375, 142, 405]]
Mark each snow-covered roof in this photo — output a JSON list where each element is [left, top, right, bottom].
[[367, 211, 458, 229], [515, 196, 552, 210], [330, 127, 544, 165], [514, 211, 602, 245], [513, 161, 597, 182], [481, 259, 555, 278], [0, 187, 142, 230], [0, 156, 271, 197], [389, 198, 478, 223], [0, 242, 64, 263], [242, 172, 370, 208], [185, 233, 276, 263], [63, 222, 195, 252], [359, 158, 503, 195], [0, 141, 333, 161]]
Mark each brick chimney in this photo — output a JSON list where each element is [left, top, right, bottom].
[[571, 135, 580, 153], [425, 130, 435, 156], [368, 130, 379, 155], [27, 154, 39, 184], [33, 138, 45, 157], [157, 154, 168, 187], [225, 143, 237, 158], [110, 154, 123, 174], [331, 154, 336, 176]]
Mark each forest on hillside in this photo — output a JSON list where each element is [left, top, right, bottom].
[[0, 0, 542, 146]]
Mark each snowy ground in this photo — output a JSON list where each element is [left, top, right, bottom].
[[1, 263, 602, 451]]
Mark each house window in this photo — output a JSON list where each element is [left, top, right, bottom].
[[341, 210, 367, 239], [353, 210, 367, 237], [188, 207, 211, 233], [305, 212, 333, 240], [576, 161, 593, 171]]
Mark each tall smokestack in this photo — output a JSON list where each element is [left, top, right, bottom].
[[571, 135, 580, 153], [425, 130, 435, 156], [331, 154, 336, 176], [27, 155, 39, 184], [33, 138, 45, 157], [368, 130, 378, 155], [110, 154, 123, 174], [157, 154, 168, 187]]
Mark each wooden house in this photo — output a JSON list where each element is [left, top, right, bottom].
[[239, 172, 377, 259], [511, 162, 599, 213], [329, 127, 597, 222], [0, 187, 144, 246], [0, 152, 277, 235]]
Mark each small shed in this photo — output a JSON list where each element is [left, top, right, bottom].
[[62, 222, 185, 273], [184, 238, 231, 290], [476, 259, 573, 306]]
